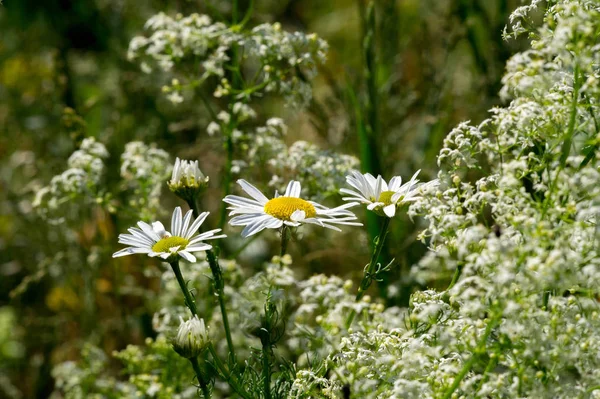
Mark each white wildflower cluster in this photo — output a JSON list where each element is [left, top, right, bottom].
[[268, 141, 360, 200], [33, 137, 109, 219], [289, 1, 600, 397], [128, 12, 233, 76], [246, 23, 328, 107], [216, 112, 358, 199], [128, 13, 327, 107], [120, 141, 171, 219]]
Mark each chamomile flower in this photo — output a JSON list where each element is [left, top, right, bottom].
[[173, 315, 210, 358], [168, 158, 209, 202], [341, 170, 438, 217], [223, 179, 362, 237], [169, 157, 209, 190], [113, 207, 225, 262]]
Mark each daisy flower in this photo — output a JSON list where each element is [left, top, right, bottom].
[[340, 170, 438, 217], [223, 179, 362, 237], [113, 207, 225, 262], [168, 157, 209, 190]]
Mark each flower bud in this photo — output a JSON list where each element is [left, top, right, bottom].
[[168, 157, 209, 202], [173, 315, 210, 358]]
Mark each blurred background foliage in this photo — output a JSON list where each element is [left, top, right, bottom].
[[0, 0, 526, 397]]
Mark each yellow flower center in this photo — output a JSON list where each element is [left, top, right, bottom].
[[152, 236, 189, 253], [373, 190, 396, 206], [264, 197, 317, 221]]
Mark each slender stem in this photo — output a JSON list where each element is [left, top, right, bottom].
[[232, 0, 239, 24], [356, 217, 391, 300], [447, 263, 464, 291], [190, 357, 212, 399], [208, 344, 252, 399], [262, 341, 272, 399], [280, 225, 290, 257], [206, 249, 237, 364], [261, 299, 274, 399], [543, 65, 580, 217], [170, 260, 198, 316], [475, 355, 498, 395], [346, 217, 391, 328], [186, 199, 237, 364], [441, 318, 498, 399], [169, 261, 211, 397]]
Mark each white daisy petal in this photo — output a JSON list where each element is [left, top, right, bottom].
[[178, 250, 196, 263], [127, 228, 155, 244], [222, 195, 265, 209], [185, 244, 213, 252], [138, 221, 160, 241], [180, 210, 193, 238], [290, 210, 306, 222], [113, 247, 150, 258], [185, 212, 209, 239], [152, 221, 168, 238], [241, 216, 272, 237], [383, 204, 396, 217], [171, 206, 183, 237], [237, 179, 269, 204]]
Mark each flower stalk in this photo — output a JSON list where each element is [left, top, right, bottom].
[[346, 216, 391, 328], [280, 225, 290, 257], [186, 199, 237, 364], [170, 260, 198, 316], [190, 357, 212, 399], [208, 344, 252, 399]]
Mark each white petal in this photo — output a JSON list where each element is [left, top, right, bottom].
[[389, 176, 403, 191], [290, 210, 306, 222], [127, 228, 155, 245], [118, 235, 152, 247], [185, 244, 213, 252], [185, 212, 209, 239], [222, 195, 265, 209], [171, 207, 183, 236], [152, 221, 169, 238], [241, 215, 272, 237], [383, 204, 396, 217], [229, 213, 265, 226], [180, 210, 193, 238], [237, 179, 269, 204], [138, 221, 160, 241], [178, 250, 196, 263], [112, 247, 149, 258], [192, 228, 225, 241], [284, 181, 302, 197]]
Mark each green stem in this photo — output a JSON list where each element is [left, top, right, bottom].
[[441, 318, 498, 399], [280, 225, 290, 257], [262, 341, 272, 399], [169, 261, 212, 397], [475, 355, 498, 395], [232, 0, 238, 24], [447, 263, 463, 291], [186, 199, 237, 364], [543, 65, 580, 217], [208, 344, 252, 399], [206, 250, 237, 364], [190, 357, 212, 399], [261, 311, 273, 399], [170, 260, 198, 316], [346, 217, 391, 328]]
